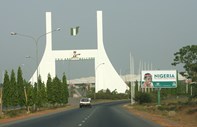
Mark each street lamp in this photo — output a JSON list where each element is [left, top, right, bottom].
[[11, 28, 60, 85]]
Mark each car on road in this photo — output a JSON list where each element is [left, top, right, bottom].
[[79, 98, 92, 108]]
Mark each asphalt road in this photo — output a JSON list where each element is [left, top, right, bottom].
[[0, 101, 161, 127]]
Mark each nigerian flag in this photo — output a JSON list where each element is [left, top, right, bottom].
[[70, 26, 79, 36]]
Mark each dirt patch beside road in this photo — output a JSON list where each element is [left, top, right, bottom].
[[123, 104, 197, 127]]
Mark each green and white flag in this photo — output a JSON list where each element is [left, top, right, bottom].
[[70, 26, 79, 36]]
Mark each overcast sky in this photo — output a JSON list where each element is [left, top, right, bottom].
[[0, 0, 197, 82]]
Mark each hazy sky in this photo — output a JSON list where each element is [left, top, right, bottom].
[[0, 0, 197, 82]]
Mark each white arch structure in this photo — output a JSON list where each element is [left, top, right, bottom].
[[30, 11, 127, 93]]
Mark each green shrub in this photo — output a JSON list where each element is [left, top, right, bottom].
[[134, 92, 152, 104]]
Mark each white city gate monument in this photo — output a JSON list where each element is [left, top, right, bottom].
[[30, 11, 127, 93]]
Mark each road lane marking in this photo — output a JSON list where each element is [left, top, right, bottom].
[[77, 108, 97, 127]]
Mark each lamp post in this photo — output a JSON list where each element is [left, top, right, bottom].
[[11, 28, 60, 85]]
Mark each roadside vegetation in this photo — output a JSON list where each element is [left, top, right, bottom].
[[0, 68, 69, 119]]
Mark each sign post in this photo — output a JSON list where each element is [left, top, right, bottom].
[[157, 88, 161, 105]]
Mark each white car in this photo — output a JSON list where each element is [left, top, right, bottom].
[[79, 98, 92, 108]]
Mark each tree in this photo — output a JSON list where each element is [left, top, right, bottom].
[[37, 75, 47, 108], [47, 74, 53, 105], [62, 73, 69, 104], [172, 45, 197, 82], [17, 66, 25, 107], [53, 76, 62, 104], [10, 69, 18, 108], [52, 76, 61, 105], [2, 70, 10, 109]]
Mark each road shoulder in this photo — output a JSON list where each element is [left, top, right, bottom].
[[123, 104, 183, 127]]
